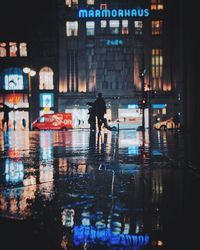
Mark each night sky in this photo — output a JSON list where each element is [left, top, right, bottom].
[[0, 0, 56, 38]]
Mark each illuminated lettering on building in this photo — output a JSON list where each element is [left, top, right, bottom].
[[78, 8, 150, 18], [106, 39, 123, 46]]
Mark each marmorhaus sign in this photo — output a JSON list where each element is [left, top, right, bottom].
[[78, 8, 150, 18]]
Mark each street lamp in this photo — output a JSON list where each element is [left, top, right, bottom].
[[23, 67, 36, 97], [23, 67, 36, 130]]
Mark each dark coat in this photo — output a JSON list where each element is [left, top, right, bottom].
[[0, 104, 13, 120], [94, 97, 106, 116]]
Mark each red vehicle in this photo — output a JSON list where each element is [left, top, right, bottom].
[[32, 113, 72, 131]]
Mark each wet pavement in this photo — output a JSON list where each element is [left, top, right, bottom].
[[0, 129, 200, 250]]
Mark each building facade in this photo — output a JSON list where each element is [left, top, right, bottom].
[[0, 0, 183, 130], [0, 0, 57, 131], [0, 36, 57, 130], [57, 0, 181, 128]]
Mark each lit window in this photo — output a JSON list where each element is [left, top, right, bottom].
[[39, 67, 54, 90], [151, 49, 163, 90], [9, 42, 17, 57], [151, 0, 157, 10], [101, 20, 107, 28], [86, 21, 95, 36], [0, 42, 7, 57], [101, 20, 107, 33], [109, 20, 120, 35], [87, 0, 94, 5], [152, 20, 163, 35], [134, 21, 143, 35], [122, 20, 129, 35], [100, 4, 107, 10], [65, 0, 78, 8], [151, 0, 164, 10], [158, 1, 164, 10], [19, 43, 27, 56], [66, 21, 78, 36]]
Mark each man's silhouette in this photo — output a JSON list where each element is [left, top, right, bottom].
[[87, 102, 96, 131], [173, 113, 180, 129], [0, 103, 13, 131], [94, 93, 106, 131]]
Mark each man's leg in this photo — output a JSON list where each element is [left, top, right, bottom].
[[2, 119, 6, 131], [2, 120, 4, 130], [97, 116, 102, 131], [6, 120, 9, 131]]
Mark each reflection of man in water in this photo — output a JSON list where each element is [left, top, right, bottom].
[[87, 102, 96, 131], [0, 103, 13, 131], [173, 113, 180, 129]]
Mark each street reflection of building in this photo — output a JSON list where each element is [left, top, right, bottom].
[[59, 168, 165, 249], [1, 131, 30, 184], [5, 159, 24, 184], [8, 131, 30, 158], [0, 185, 37, 219], [39, 131, 54, 199], [58, 158, 68, 175], [0, 163, 37, 219], [0, 129, 36, 219]]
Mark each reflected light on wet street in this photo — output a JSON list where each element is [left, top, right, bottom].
[[0, 129, 199, 250]]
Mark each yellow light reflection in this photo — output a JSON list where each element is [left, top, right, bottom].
[[157, 240, 163, 246], [59, 158, 68, 174], [77, 164, 86, 174]]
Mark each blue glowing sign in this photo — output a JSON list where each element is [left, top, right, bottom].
[[4, 74, 24, 90], [73, 225, 149, 247], [40, 93, 54, 108], [128, 104, 139, 109], [106, 39, 123, 46], [78, 8, 150, 18], [152, 104, 167, 109]]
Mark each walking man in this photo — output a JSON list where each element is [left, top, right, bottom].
[[0, 103, 13, 131], [94, 93, 106, 132]]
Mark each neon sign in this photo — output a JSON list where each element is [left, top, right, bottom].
[[40, 93, 54, 108], [152, 104, 167, 109], [74, 225, 149, 247], [78, 8, 150, 18], [4, 74, 24, 90], [128, 104, 139, 109]]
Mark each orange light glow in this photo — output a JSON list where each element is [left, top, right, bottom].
[[157, 240, 163, 246]]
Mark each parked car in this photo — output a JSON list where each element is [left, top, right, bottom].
[[153, 117, 177, 130], [108, 117, 142, 130], [32, 113, 72, 131]]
